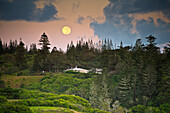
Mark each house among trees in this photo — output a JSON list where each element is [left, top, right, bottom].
[[64, 66, 90, 73], [64, 66, 102, 74]]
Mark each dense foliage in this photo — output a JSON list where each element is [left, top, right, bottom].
[[0, 33, 170, 112], [0, 89, 107, 113], [25, 73, 93, 100], [0, 96, 32, 113]]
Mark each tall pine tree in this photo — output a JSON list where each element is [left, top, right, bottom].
[[15, 39, 27, 70]]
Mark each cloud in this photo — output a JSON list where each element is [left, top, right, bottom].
[[90, 0, 170, 46], [90, 21, 137, 45], [103, 0, 170, 33], [129, 11, 170, 34], [35, 0, 109, 23], [77, 16, 85, 24], [158, 43, 170, 47], [105, 0, 170, 15], [0, 0, 59, 22]]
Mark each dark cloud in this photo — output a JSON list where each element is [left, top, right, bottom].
[[103, 0, 170, 25], [0, 0, 59, 22], [77, 16, 85, 24], [90, 21, 137, 45], [90, 0, 170, 46], [105, 0, 170, 15], [136, 20, 170, 44]]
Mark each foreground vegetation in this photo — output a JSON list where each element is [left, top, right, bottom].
[[0, 33, 170, 112], [30, 106, 79, 113], [0, 88, 107, 113]]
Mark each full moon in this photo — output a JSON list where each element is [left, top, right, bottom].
[[62, 26, 71, 35]]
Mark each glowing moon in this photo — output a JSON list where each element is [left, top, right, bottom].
[[62, 26, 71, 35]]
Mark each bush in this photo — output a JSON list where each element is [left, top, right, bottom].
[[131, 105, 146, 113], [30, 106, 75, 113], [68, 104, 79, 111], [159, 103, 170, 113], [9, 100, 28, 106], [0, 87, 21, 99], [0, 96, 7, 104], [144, 107, 161, 113], [53, 99, 70, 108], [65, 70, 80, 74], [16, 69, 30, 76], [24, 99, 42, 106], [93, 109, 109, 113], [45, 100, 55, 106], [56, 94, 91, 108], [0, 79, 5, 88], [0, 103, 32, 113]]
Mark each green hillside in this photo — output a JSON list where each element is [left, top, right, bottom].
[[25, 73, 94, 100], [1, 75, 43, 89], [0, 88, 108, 113], [0, 35, 170, 112]]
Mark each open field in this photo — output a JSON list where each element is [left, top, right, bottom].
[[30, 106, 82, 113], [1, 75, 43, 88]]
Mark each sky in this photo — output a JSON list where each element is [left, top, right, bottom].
[[0, 0, 170, 51]]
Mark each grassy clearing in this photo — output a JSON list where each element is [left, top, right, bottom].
[[1, 75, 43, 88], [7, 99, 21, 102], [29, 106, 82, 113]]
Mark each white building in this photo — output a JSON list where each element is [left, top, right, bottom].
[[65, 66, 102, 74], [64, 66, 90, 73]]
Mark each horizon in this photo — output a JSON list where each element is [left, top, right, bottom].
[[0, 0, 170, 51], [0, 33, 168, 53]]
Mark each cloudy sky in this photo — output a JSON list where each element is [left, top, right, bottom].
[[0, 0, 170, 51]]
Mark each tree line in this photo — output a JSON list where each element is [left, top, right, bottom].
[[0, 32, 124, 74]]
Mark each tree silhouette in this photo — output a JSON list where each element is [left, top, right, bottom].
[[39, 33, 50, 53]]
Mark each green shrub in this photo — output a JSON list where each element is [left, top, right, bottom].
[[16, 69, 30, 76], [0, 79, 5, 88], [30, 106, 75, 113], [25, 73, 93, 100], [131, 105, 146, 113], [93, 109, 109, 113], [19, 89, 58, 99], [53, 99, 70, 108], [144, 107, 161, 113], [68, 104, 79, 111], [0, 96, 7, 104], [159, 103, 170, 113], [46, 95, 58, 100], [24, 99, 43, 106], [19, 89, 40, 99], [65, 70, 80, 74], [45, 100, 55, 106], [0, 103, 32, 113], [56, 94, 91, 108], [0, 87, 20, 99], [9, 100, 28, 106]]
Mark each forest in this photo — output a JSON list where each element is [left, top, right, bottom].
[[0, 33, 169, 113]]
